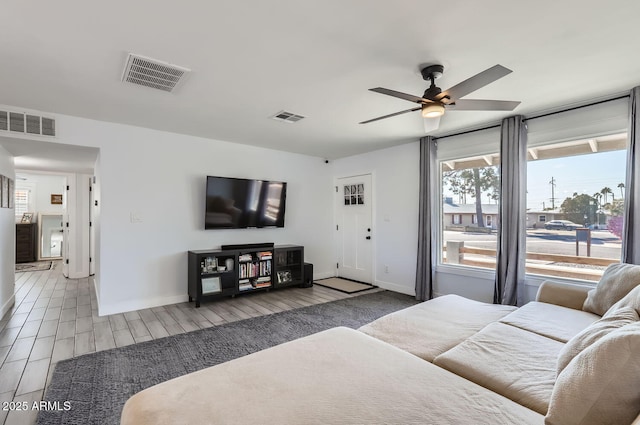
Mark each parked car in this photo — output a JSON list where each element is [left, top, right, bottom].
[[544, 220, 582, 231]]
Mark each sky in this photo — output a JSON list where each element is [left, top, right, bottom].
[[526, 149, 626, 211], [442, 149, 627, 210]]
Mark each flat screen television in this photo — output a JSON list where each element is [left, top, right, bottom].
[[205, 176, 287, 229]]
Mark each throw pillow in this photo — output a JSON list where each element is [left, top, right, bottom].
[[603, 284, 640, 318], [545, 321, 640, 425], [582, 263, 640, 316], [556, 307, 639, 374]]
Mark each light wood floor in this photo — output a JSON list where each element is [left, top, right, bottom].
[[0, 261, 375, 425]]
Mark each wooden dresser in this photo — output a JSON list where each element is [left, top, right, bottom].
[[16, 223, 37, 263]]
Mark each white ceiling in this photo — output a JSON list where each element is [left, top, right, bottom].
[[1, 0, 639, 160]]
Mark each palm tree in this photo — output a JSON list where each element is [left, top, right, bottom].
[[593, 192, 602, 207], [600, 187, 613, 204], [618, 182, 625, 198]]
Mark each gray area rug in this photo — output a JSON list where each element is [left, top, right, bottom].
[[37, 290, 418, 425]]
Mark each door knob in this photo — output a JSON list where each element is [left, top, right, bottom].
[[366, 236, 371, 240]]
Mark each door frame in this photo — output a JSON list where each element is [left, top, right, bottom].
[[333, 172, 375, 284]]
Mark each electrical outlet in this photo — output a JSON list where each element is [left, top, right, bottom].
[[384, 265, 389, 274]]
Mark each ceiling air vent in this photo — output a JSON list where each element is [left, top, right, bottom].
[[271, 110, 305, 123], [0, 110, 56, 137], [121, 53, 191, 93]]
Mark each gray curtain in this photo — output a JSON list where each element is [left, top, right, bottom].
[[623, 87, 640, 264], [494, 116, 527, 305], [416, 136, 438, 301]]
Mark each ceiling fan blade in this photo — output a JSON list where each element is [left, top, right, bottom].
[[436, 65, 513, 101], [369, 87, 430, 104], [423, 116, 441, 133], [360, 106, 422, 124], [447, 99, 521, 111]]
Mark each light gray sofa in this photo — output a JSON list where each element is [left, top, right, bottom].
[[121, 263, 640, 425], [360, 262, 640, 424]]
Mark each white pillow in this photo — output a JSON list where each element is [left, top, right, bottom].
[[583, 263, 640, 316], [546, 321, 640, 425], [556, 307, 639, 374], [604, 284, 640, 318]]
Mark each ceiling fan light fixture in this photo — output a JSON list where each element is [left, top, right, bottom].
[[421, 103, 445, 118]]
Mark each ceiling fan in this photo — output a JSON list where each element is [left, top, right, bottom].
[[360, 64, 520, 132]]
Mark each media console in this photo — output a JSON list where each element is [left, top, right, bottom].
[[188, 243, 305, 307]]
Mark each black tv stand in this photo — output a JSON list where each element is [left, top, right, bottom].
[[221, 242, 274, 251], [188, 244, 305, 307]]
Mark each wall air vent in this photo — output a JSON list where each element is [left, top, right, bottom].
[[0, 110, 56, 137], [121, 53, 191, 93], [271, 110, 306, 123]]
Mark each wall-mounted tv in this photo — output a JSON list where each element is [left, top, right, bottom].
[[205, 176, 287, 229]]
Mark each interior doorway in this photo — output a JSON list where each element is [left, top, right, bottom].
[[335, 174, 373, 284]]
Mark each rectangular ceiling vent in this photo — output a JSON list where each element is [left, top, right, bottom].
[[271, 110, 305, 123], [121, 53, 191, 93], [0, 110, 56, 137]]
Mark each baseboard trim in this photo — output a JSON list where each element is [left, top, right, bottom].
[[313, 271, 335, 281], [1, 293, 16, 319], [374, 279, 415, 297], [98, 294, 189, 316]]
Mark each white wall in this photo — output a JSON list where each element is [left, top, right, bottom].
[[332, 142, 420, 296], [0, 145, 15, 319], [15, 173, 66, 220], [31, 113, 334, 315]]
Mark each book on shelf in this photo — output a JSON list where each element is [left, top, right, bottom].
[[257, 251, 272, 260], [238, 254, 253, 262], [255, 281, 271, 288], [239, 283, 254, 291]]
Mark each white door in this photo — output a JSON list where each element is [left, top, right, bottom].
[[62, 212, 69, 278], [89, 177, 95, 276], [336, 174, 373, 284]]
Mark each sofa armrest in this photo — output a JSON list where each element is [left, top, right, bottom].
[[535, 280, 592, 311]]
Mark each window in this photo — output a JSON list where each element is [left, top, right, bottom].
[[438, 127, 501, 271], [441, 152, 500, 270], [14, 189, 29, 216], [526, 134, 626, 281]]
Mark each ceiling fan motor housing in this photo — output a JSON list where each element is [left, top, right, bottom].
[[421, 64, 444, 100]]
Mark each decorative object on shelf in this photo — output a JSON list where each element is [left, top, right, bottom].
[[202, 277, 221, 294], [51, 193, 63, 205], [277, 270, 292, 284], [21, 212, 34, 223], [225, 258, 234, 271]]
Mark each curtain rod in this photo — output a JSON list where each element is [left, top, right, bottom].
[[434, 93, 630, 141], [435, 123, 501, 140], [523, 94, 629, 122]]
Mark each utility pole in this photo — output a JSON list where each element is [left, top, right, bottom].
[[549, 177, 556, 210]]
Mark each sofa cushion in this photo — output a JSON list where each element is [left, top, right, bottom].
[[358, 294, 516, 361], [434, 322, 563, 414], [545, 321, 640, 425], [557, 307, 639, 374], [121, 327, 544, 425], [604, 283, 640, 317], [582, 263, 640, 316], [499, 301, 599, 343]]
